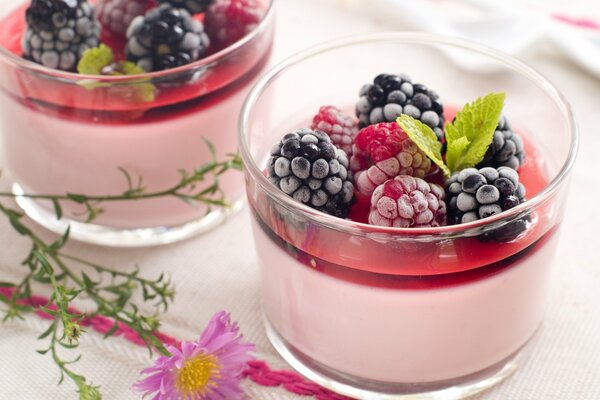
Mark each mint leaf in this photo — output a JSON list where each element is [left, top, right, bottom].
[[77, 44, 114, 75], [397, 114, 450, 177], [76, 45, 156, 103], [445, 92, 505, 173]]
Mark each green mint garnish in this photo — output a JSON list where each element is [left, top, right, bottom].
[[396, 92, 506, 177], [397, 114, 450, 177], [445, 92, 505, 173], [76, 44, 156, 103], [77, 43, 115, 75]]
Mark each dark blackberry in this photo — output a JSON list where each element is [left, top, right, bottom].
[[478, 116, 526, 170], [125, 4, 210, 72], [22, 0, 100, 71], [157, 0, 214, 14], [268, 128, 355, 218], [447, 166, 529, 242], [355, 73, 445, 142]]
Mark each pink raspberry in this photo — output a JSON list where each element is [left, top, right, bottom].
[[205, 0, 264, 49], [97, 0, 155, 37], [311, 106, 359, 157], [350, 122, 432, 197], [369, 175, 447, 228]]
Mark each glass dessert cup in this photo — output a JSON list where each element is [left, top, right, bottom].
[[0, 0, 275, 247], [239, 33, 578, 399]]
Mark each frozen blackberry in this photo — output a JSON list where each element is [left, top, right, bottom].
[[268, 128, 355, 218], [96, 0, 152, 37], [126, 4, 210, 72], [478, 116, 526, 170], [355, 73, 445, 142], [22, 0, 100, 71], [447, 166, 528, 241], [157, 0, 214, 14]]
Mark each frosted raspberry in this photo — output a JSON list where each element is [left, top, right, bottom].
[[311, 106, 359, 157], [369, 175, 446, 228], [96, 0, 154, 37], [350, 122, 432, 198], [204, 0, 264, 49]]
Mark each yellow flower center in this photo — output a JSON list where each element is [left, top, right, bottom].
[[176, 353, 221, 397]]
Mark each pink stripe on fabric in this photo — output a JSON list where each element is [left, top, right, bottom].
[[553, 14, 600, 30]]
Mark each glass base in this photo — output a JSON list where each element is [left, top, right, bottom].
[[12, 183, 245, 247], [265, 317, 529, 400]]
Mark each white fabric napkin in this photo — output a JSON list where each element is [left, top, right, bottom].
[[338, 0, 600, 78]]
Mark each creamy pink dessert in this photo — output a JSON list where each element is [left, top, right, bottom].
[[0, 0, 274, 241], [247, 121, 558, 386]]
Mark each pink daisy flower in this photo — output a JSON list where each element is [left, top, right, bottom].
[[133, 311, 255, 400]]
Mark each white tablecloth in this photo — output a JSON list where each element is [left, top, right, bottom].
[[1, 0, 599, 399]]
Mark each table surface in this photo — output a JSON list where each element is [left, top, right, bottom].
[[1, 0, 599, 399]]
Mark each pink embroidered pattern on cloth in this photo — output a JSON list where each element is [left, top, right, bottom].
[[0, 287, 353, 400]]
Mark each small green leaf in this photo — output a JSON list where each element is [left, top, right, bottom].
[[66, 193, 87, 204], [52, 199, 63, 220], [396, 114, 450, 177], [0, 281, 16, 288], [445, 92, 506, 173], [77, 44, 114, 75]]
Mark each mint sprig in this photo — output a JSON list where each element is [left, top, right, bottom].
[[396, 92, 506, 177], [76, 44, 156, 103], [397, 114, 450, 177], [445, 92, 505, 172]]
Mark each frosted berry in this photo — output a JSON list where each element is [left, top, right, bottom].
[[368, 175, 446, 228], [205, 0, 264, 48], [268, 128, 355, 218], [22, 0, 101, 71], [355, 73, 445, 142], [126, 4, 210, 72], [311, 106, 359, 157], [478, 116, 526, 170], [350, 122, 432, 198], [157, 0, 214, 14], [96, 0, 154, 37], [447, 166, 528, 241]]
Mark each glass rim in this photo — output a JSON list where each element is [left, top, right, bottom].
[[0, 0, 275, 82], [238, 32, 579, 238]]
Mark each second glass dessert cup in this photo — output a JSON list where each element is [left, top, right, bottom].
[[239, 33, 578, 399], [0, 0, 274, 246]]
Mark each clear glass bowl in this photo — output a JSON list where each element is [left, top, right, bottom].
[[0, 0, 275, 246], [239, 33, 577, 399]]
